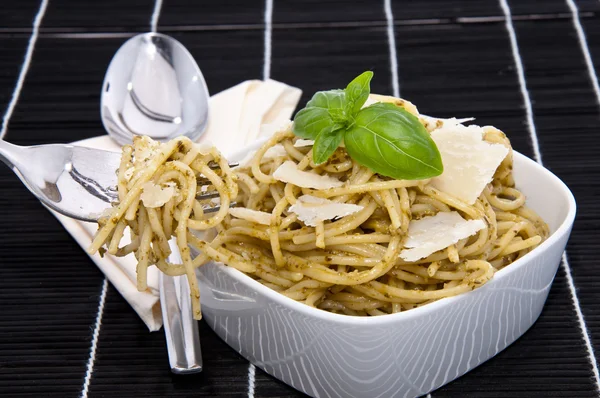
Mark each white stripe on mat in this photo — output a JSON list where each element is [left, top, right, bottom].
[[247, 363, 256, 397], [565, 0, 600, 106], [384, 0, 400, 97], [562, 252, 600, 389], [499, 0, 600, 393], [151, 0, 163, 33], [498, 0, 541, 164], [80, 279, 109, 398], [248, 1, 274, 395], [263, 0, 273, 80], [0, 0, 49, 140]]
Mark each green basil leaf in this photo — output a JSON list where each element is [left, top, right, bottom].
[[328, 108, 347, 123], [313, 127, 345, 165], [306, 89, 346, 111], [293, 107, 334, 139], [344, 71, 373, 115], [294, 90, 349, 139], [344, 103, 443, 180]]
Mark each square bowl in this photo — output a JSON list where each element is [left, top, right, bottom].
[[197, 141, 576, 398]]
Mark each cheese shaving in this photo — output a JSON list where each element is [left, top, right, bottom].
[[294, 139, 315, 147], [264, 144, 288, 158], [140, 181, 176, 208], [362, 94, 419, 115], [431, 123, 509, 205], [289, 195, 363, 227], [419, 115, 475, 132], [133, 135, 160, 167], [400, 212, 486, 262], [273, 161, 343, 189]]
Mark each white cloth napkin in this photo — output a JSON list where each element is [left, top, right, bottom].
[[51, 79, 302, 331]]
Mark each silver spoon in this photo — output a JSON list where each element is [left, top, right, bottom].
[[101, 32, 206, 374], [102, 32, 209, 145]]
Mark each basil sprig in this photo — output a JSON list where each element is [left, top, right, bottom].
[[292, 71, 443, 180]]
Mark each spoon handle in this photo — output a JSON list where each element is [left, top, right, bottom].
[[160, 239, 203, 374]]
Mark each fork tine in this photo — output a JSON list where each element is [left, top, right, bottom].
[[208, 162, 239, 170], [196, 191, 220, 200], [197, 177, 212, 186], [197, 163, 238, 186], [203, 202, 236, 214]]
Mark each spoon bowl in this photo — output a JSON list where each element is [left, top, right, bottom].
[[101, 32, 209, 145]]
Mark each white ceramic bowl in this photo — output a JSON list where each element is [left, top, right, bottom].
[[197, 144, 576, 398]]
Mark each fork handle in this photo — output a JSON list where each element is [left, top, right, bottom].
[[159, 240, 203, 374]]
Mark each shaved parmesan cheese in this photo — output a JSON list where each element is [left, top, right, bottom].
[[400, 212, 486, 262], [273, 161, 343, 189], [264, 144, 288, 158], [431, 123, 509, 205], [294, 139, 315, 147], [229, 207, 272, 225], [140, 181, 176, 208], [362, 94, 419, 115], [420, 115, 475, 132], [455, 117, 475, 124], [133, 135, 160, 167], [289, 195, 363, 226]]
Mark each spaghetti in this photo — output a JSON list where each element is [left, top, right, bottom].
[[88, 135, 237, 319], [89, 103, 549, 320]]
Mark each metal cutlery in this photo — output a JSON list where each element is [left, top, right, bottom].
[[0, 139, 230, 222], [100, 32, 211, 374], [0, 32, 217, 374]]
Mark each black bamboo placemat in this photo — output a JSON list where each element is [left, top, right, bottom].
[[1, 0, 599, 397]]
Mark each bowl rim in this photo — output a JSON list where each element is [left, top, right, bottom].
[[204, 141, 577, 326]]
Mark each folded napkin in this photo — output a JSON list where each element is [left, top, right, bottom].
[[51, 80, 302, 331]]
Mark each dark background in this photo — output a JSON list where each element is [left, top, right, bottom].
[[1, 0, 599, 397]]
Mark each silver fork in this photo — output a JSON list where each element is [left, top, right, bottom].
[[0, 138, 234, 374], [0, 139, 232, 221], [0, 140, 122, 222]]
